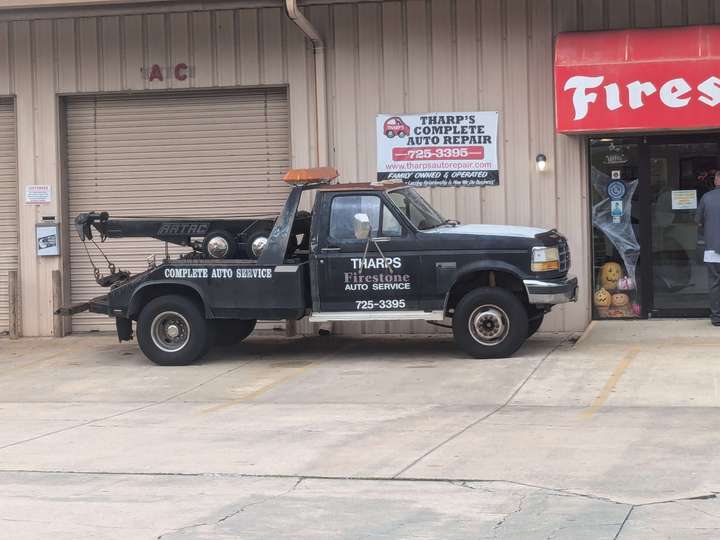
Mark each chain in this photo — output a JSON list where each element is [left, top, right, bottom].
[[90, 238, 117, 274], [81, 239, 102, 281]]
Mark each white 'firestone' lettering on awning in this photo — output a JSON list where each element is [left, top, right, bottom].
[[563, 75, 720, 121]]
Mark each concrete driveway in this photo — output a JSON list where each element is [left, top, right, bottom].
[[1, 320, 719, 539]]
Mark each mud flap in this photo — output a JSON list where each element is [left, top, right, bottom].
[[116, 317, 133, 342]]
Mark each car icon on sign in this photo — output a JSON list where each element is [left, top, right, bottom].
[[38, 234, 57, 249], [383, 116, 410, 138]]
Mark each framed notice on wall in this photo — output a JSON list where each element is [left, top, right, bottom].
[[376, 112, 500, 187]]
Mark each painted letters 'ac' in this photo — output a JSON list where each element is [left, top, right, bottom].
[[564, 75, 720, 121]]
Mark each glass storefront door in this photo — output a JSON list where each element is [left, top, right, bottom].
[[648, 141, 715, 316], [589, 135, 715, 319]]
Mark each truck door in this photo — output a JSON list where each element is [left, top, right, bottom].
[[313, 192, 421, 313]]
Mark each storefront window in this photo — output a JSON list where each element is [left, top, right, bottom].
[[589, 140, 642, 319]]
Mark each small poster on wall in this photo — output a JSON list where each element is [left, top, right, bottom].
[[376, 112, 499, 187], [671, 189, 698, 210], [36, 224, 59, 256], [25, 185, 52, 205]]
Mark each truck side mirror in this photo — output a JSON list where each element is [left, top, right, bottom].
[[353, 213, 372, 240]]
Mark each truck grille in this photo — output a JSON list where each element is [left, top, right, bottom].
[[558, 239, 570, 273]]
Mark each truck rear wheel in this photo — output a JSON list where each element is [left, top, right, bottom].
[[137, 295, 211, 366], [213, 319, 257, 346], [452, 287, 528, 359]]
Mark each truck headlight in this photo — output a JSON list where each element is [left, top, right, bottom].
[[531, 246, 560, 272]]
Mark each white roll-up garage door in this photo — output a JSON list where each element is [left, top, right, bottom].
[[0, 99, 17, 335], [65, 89, 290, 332]]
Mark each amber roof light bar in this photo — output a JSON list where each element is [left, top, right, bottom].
[[283, 167, 339, 184]]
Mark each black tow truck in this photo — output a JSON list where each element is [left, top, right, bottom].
[[62, 167, 577, 365]]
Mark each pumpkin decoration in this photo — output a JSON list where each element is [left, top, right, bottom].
[[594, 288, 612, 307], [600, 262, 623, 290], [594, 288, 611, 318], [608, 292, 631, 318]]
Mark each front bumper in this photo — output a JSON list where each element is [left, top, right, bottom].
[[523, 275, 578, 305]]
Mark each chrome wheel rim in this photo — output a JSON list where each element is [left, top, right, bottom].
[[468, 304, 510, 346], [151, 311, 190, 353]]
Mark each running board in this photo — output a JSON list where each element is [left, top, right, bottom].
[[309, 310, 445, 322]]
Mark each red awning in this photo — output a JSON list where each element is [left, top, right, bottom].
[[555, 25, 720, 133]]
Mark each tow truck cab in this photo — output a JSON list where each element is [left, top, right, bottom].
[[70, 167, 577, 365]]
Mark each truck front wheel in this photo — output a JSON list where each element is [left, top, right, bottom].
[[452, 287, 528, 359], [137, 295, 211, 366]]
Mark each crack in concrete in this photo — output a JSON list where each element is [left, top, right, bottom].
[[0, 468, 624, 505], [156, 519, 209, 540], [546, 521, 626, 540], [448, 480, 495, 494], [1, 468, 718, 510], [635, 492, 720, 508], [492, 492, 527, 537], [233, 477, 304, 516], [392, 337, 572, 479], [155, 478, 304, 539], [613, 505, 634, 540], [674, 499, 720, 520]]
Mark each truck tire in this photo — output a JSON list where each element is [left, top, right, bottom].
[[452, 287, 528, 359], [213, 319, 257, 346], [527, 313, 544, 337], [137, 295, 211, 366], [203, 230, 238, 259]]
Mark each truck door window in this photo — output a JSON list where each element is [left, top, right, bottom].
[[329, 195, 403, 240], [330, 196, 381, 240], [382, 205, 403, 237]]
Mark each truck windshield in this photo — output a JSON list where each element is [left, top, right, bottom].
[[388, 188, 445, 230]]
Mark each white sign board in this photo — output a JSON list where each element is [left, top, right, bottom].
[[376, 111, 499, 187], [25, 185, 52, 205], [671, 189, 697, 210]]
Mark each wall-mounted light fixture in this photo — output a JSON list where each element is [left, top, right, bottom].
[[536, 154, 548, 172]]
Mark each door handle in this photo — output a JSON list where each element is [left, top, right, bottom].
[[373, 237, 391, 243], [321, 247, 341, 252]]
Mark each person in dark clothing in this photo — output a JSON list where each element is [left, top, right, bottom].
[[696, 171, 720, 325]]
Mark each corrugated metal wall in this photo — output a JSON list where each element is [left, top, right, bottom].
[[0, 99, 17, 335], [1, 0, 718, 335], [0, 6, 315, 335]]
